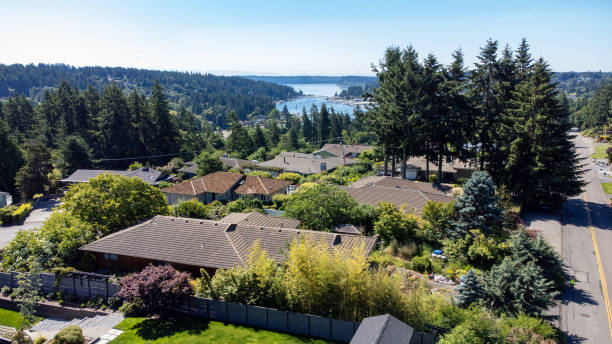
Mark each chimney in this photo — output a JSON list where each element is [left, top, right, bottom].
[[283, 156, 287, 164]]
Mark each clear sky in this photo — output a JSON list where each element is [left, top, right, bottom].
[[1, 0, 610, 75]]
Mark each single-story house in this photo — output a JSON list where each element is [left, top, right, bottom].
[[379, 156, 478, 182], [350, 314, 416, 344], [177, 158, 257, 179], [60, 168, 169, 186], [80, 215, 379, 275], [161, 172, 294, 205], [340, 185, 454, 215], [351, 176, 452, 195], [258, 152, 356, 176], [0, 191, 12, 208], [314, 144, 374, 159], [177, 161, 198, 178], [219, 211, 301, 228]]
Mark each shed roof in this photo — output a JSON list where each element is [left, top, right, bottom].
[[350, 314, 414, 344]]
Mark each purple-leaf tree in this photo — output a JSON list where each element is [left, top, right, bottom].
[[117, 264, 193, 315]]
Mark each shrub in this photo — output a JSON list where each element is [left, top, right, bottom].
[[277, 172, 302, 184], [0, 205, 18, 224], [118, 300, 144, 316], [411, 256, 432, 273], [374, 202, 420, 243], [455, 177, 467, 185], [11, 328, 33, 344], [226, 198, 264, 212], [12, 203, 33, 224], [53, 325, 84, 344], [107, 296, 123, 309], [33, 194, 44, 200], [78, 252, 97, 272], [34, 337, 47, 344], [429, 174, 439, 184], [128, 162, 143, 171], [172, 199, 211, 219], [1, 285, 10, 296], [117, 264, 193, 315], [245, 171, 273, 178]]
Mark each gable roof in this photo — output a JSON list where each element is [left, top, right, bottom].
[[340, 185, 454, 215], [161, 172, 244, 195], [259, 152, 356, 175], [220, 157, 253, 169], [219, 212, 301, 228], [80, 215, 379, 269], [317, 144, 374, 157], [234, 175, 293, 195], [350, 314, 414, 344], [351, 176, 452, 195], [60, 168, 165, 185], [177, 161, 197, 176]]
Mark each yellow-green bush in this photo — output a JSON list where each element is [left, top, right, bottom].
[[12, 203, 32, 224]]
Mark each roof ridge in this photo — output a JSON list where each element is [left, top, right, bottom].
[[80, 216, 157, 249], [190, 180, 196, 195], [375, 314, 391, 344], [256, 176, 268, 194], [200, 177, 206, 192], [225, 229, 246, 267]]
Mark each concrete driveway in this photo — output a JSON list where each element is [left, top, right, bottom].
[[0, 199, 60, 249]]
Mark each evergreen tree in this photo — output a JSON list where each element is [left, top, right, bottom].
[[267, 119, 281, 147], [309, 104, 320, 144], [194, 150, 224, 175], [149, 81, 177, 156], [301, 107, 313, 143], [98, 83, 132, 165], [15, 140, 53, 200], [252, 125, 268, 149], [3, 95, 36, 142], [284, 128, 300, 151], [0, 119, 24, 197], [454, 269, 481, 308], [58, 135, 93, 176], [319, 103, 330, 144], [227, 111, 253, 158], [127, 89, 151, 157], [453, 171, 502, 237]]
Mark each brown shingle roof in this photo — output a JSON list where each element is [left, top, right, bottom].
[[162, 172, 244, 195], [219, 212, 301, 228], [80, 216, 378, 269], [351, 176, 452, 195], [220, 157, 252, 169], [234, 175, 293, 195], [258, 152, 356, 175], [318, 144, 374, 157], [341, 185, 454, 215]]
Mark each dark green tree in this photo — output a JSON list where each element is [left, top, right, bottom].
[[301, 107, 313, 143], [252, 125, 268, 149], [194, 150, 224, 176], [98, 83, 132, 163], [15, 140, 53, 199], [227, 111, 253, 158], [453, 171, 502, 237], [58, 135, 93, 176], [454, 269, 481, 308], [319, 103, 330, 144], [0, 119, 24, 197], [149, 81, 177, 156]]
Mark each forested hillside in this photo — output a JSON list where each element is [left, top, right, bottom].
[[0, 63, 298, 119], [243, 75, 378, 87]]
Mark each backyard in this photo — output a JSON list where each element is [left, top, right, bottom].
[[0, 307, 40, 329], [591, 144, 611, 159], [110, 316, 334, 344]]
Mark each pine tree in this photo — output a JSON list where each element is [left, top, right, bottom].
[[319, 103, 330, 144], [454, 269, 481, 308], [267, 120, 281, 147], [58, 135, 93, 176], [149, 81, 177, 156], [252, 125, 268, 149], [301, 107, 313, 143], [309, 104, 320, 144], [227, 111, 253, 158], [128, 89, 151, 157], [0, 119, 24, 198], [15, 140, 53, 200], [453, 171, 502, 237], [98, 83, 132, 164]]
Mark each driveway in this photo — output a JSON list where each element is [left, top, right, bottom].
[[0, 199, 60, 249]]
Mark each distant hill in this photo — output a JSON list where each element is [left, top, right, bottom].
[[242, 75, 378, 87], [0, 63, 299, 119], [553, 71, 612, 99]]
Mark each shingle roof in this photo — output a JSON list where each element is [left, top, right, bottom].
[[161, 172, 244, 195], [258, 152, 356, 175], [220, 157, 253, 169], [177, 161, 197, 176], [341, 185, 454, 215], [403, 156, 478, 173], [80, 215, 379, 269], [234, 175, 293, 195], [351, 176, 452, 195], [60, 168, 165, 185], [219, 212, 302, 228], [350, 314, 414, 344], [317, 144, 374, 157]]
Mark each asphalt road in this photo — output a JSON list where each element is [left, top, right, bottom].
[[559, 134, 612, 343], [0, 199, 59, 248]]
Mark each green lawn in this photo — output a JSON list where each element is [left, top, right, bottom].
[[110, 316, 334, 344], [602, 183, 612, 195], [591, 144, 611, 159], [0, 308, 41, 329]]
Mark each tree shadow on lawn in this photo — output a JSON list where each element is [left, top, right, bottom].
[[133, 316, 210, 340]]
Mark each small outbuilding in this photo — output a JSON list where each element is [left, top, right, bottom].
[[350, 314, 415, 344]]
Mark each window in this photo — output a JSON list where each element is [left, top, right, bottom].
[[104, 253, 109, 260], [110, 254, 118, 261]]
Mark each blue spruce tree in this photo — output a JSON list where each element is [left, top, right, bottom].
[[453, 171, 501, 237], [454, 269, 481, 308]]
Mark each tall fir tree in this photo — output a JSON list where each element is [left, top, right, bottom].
[[319, 103, 330, 144], [252, 125, 268, 149], [98, 83, 132, 165], [149, 81, 177, 156], [301, 107, 313, 143], [15, 140, 53, 200], [227, 111, 253, 158], [0, 119, 24, 198]]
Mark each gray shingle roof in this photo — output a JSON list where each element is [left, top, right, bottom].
[[60, 168, 165, 185], [350, 314, 414, 344], [351, 176, 452, 195], [258, 152, 356, 175], [340, 185, 454, 215], [317, 144, 374, 157], [219, 212, 301, 229], [80, 215, 378, 270]]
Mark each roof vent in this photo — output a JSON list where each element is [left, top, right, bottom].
[[214, 223, 218, 226], [278, 229, 282, 232], [170, 218, 174, 222], [199, 221, 203, 224], [260, 227, 264, 230]]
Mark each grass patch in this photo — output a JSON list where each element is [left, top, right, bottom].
[[110, 316, 334, 344], [0, 308, 41, 328], [591, 144, 611, 159], [602, 183, 612, 195]]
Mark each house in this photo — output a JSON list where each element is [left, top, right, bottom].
[[380, 157, 478, 182], [80, 215, 379, 275], [340, 185, 454, 215], [219, 211, 301, 228], [0, 191, 12, 208], [350, 314, 416, 344], [258, 152, 356, 176], [177, 161, 198, 178], [351, 176, 452, 195], [60, 168, 169, 186], [178, 158, 256, 179], [315, 144, 374, 159], [161, 172, 294, 205]]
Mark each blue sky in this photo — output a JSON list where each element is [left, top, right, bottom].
[[0, 0, 610, 75]]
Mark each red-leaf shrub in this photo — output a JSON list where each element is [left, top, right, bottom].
[[117, 264, 193, 315]]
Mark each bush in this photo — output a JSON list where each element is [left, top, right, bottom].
[[117, 265, 193, 315], [0, 205, 18, 224], [277, 172, 302, 184], [429, 174, 439, 184], [12, 203, 33, 224], [118, 300, 144, 316], [11, 328, 33, 344], [411, 256, 432, 273], [374, 202, 420, 243], [1, 285, 10, 296], [226, 198, 264, 212], [245, 171, 273, 178], [172, 199, 211, 219], [128, 162, 143, 171], [34, 337, 47, 344], [78, 252, 97, 272], [53, 325, 84, 344]]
